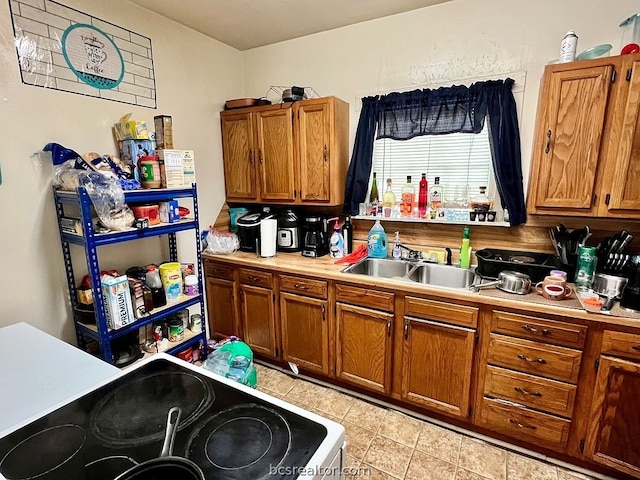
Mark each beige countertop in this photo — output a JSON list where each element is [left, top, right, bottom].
[[202, 251, 640, 329]]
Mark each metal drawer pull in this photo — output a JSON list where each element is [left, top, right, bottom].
[[514, 387, 542, 397], [509, 418, 537, 430], [248, 275, 261, 282], [517, 354, 547, 364], [521, 325, 550, 335], [632, 345, 640, 351], [294, 283, 309, 290]]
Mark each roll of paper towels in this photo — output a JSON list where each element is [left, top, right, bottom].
[[259, 218, 278, 257]]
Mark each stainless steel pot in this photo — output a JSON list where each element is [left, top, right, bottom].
[[470, 270, 532, 295], [592, 273, 628, 311]]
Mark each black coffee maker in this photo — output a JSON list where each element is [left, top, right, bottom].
[[302, 216, 329, 258]]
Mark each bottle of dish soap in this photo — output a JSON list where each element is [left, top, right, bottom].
[[328, 217, 345, 258], [392, 232, 402, 259], [367, 219, 388, 258], [459, 226, 472, 269]]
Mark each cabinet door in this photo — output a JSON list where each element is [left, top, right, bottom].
[[220, 111, 258, 200], [239, 284, 277, 358], [280, 292, 329, 375], [401, 317, 475, 419], [297, 100, 331, 202], [608, 58, 640, 213], [205, 276, 238, 339], [529, 64, 613, 213], [255, 107, 296, 201], [336, 303, 393, 394], [586, 356, 640, 477]]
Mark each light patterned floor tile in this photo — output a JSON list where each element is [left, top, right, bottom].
[[342, 421, 377, 461], [284, 380, 327, 408], [458, 437, 507, 480], [415, 422, 463, 464], [344, 398, 387, 432], [456, 467, 492, 480], [315, 388, 356, 419], [309, 407, 343, 424], [507, 452, 558, 480], [363, 435, 413, 479], [257, 368, 297, 395], [405, 449, 457, 480], [378, 410, 422, 448], [359, 464, 399, 479], [557, 468, 595, 480]]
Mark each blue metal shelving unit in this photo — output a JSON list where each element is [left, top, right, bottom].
[[53, 184, 207, 364]]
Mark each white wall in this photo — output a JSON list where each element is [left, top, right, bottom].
[[240, 0, 637, 195], [0, 0, 242, 341]]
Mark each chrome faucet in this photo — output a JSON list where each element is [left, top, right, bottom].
[[397, 244, 423, 260]]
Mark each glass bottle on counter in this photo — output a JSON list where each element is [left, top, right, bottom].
[[145, 265, 166, 308], [382, 178, 396, 217], [401, 176, 415, 217], [418, 173, 428, 218], [369, 172, 379, 215], [470, 186, 492, 212]]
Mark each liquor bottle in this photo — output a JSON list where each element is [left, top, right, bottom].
[[341, 216, 353, 254], [401, 176, 415, 217], [470, 186, 492, 212], [430, 177, 444, 213], [369, 172, 379, 216], [418, 173, 428, 218], [382, 178, 396, 217]]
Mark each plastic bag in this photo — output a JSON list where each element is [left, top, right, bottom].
[[82, 172, 135, 231], [204, 228, 239, 254]]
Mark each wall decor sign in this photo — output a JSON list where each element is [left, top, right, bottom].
[[8, 0, 156, 108]]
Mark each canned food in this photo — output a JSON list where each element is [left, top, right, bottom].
[[168, 319, 184, 342], [575, 246, 597, 289]]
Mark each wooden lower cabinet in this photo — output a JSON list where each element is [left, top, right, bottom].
[[280, 292, 329, 375], [336, 302, 393, 394], [586, 355, 640, 477], [401, 317, 476, 419], [205, 276, 238, 339], [239, 284, 277, 358]]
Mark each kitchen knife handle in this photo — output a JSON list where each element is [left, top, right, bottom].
[[545, 130, 552, 154]]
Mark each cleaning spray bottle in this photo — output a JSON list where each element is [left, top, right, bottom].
[[459, 226, 472, 269], [328, 217, 345, 258], [367, 219, 388, 258], [392, 232, 402, 259]]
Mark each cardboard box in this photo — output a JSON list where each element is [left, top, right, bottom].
[[113, 113, 149, 141], [101, 275, 135, 330], [154, 115, 174, 149], [181, 150, 196, 185], [156, 149, 184, 188], [118, 139, 154, 183], [159, 201, 180, 223]]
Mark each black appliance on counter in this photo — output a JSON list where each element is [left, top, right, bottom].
[[277, 209, 302, 252], [0, 358, 329, 480], [302, 216, 329, 258], [475, 248, 562, 283], [236, 209, 274, 253]]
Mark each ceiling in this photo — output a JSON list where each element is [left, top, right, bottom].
[[129, 0, 452, 51]]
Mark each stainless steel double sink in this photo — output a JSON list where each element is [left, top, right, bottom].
[[341, 257, 477, 290]]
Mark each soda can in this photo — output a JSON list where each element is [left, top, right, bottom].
[[574, 246, 597, 288]]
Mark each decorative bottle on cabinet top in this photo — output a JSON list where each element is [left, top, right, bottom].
[[418, 173, 428, 218], [401, 176, 415, 217]]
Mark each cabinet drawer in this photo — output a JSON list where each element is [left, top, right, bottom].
[[487, 334, 582, 383], [280, 275, 327, 299], [601, 330, 640, 361], [203, 260, 234, 280], [478, 397, 570, 450], [405, 297, 478, 328], [335, 284, 394, 312], [483, 365, 577, 418], [491, 310, 587, 349], [239, 268, 273, 288]]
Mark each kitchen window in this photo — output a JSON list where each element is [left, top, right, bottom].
[[343, 79, 526, 225], [371, 128, 496, 209]]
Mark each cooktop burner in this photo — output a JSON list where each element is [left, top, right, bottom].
[[0, 359, 328, 480]]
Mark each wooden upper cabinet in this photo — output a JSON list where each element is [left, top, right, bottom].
[[219, 96, 349, 206], [256, 106, 296, 201], [607, 58, 640, 215], [528, 53, 640, 218], [528, 61, 614, 214], [220, 111, 257, 201]]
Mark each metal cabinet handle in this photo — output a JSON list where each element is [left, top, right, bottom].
[[323, 145, 328, 162], [248, 275, 261, 283], [517, 354, 547, 364], [294, 283, 309, 290], [248, 149, 253, 164], [404, 321, 409, 339], [258, 149, 263, 164], [387, 320, 392, 337], [321, 304, 326, 321], [545, 130, 551, 154], [509, 418, 537, 430], [514, 387, 542, 397], [522, 325, 551, 335], [632, 345, 640, 351]]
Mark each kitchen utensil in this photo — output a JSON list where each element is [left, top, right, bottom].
[[576, 44, 612, 60], [592, 273, 628, 311], [115, 407, 205, 480], [470, 271, 532, 295]]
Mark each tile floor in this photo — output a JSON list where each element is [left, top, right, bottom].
[[253, 363, 601, 480]]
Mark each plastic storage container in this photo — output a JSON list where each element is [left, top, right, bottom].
[[202, 337, 257, 387], [367, 219, 388, 258]]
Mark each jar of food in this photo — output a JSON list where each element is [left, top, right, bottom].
[[168, 319, 184, 342], [184, 275, 199, 296], [139, 156, 161, 188], [189, 314, 202, 333]]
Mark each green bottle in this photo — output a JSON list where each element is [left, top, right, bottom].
[[459, 226, 471, 269]]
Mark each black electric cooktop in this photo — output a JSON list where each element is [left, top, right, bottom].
[[0, 359, 327, 480]]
